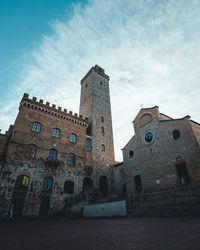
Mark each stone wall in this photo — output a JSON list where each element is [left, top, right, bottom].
[[0, 94, 92, 218], [79, 65, 115, 190], [0, 66, 118, 219], [123, 107, 200, 195]]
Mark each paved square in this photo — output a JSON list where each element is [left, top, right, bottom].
[[0, 217, 200, 250]]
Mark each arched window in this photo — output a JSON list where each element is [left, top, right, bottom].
[[48, 149, 57, 161], [64, 181, 74, 194], [32, 122, 41, 133], [52, 128, 61, 138], [67, 153, 75, 166], [86, 138, 92, 148], [25, 144, 37, 159], [42, 178, 53, 192], [69, 133, 77, 143], [15, 175, 30, 189], [101, 127, 105, 134]]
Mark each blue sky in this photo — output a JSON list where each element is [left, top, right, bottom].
[[0, 0, 87, 99], [0, 0, 200, 160]]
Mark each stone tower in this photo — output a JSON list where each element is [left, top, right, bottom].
[[79, 65, 115, 176]]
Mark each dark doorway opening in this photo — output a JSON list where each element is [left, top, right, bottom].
[[83, 177, 93, 190], [39, 196, 50, 216], [64, 181, 74, 194], [11, 191, 27, 218], [134, 175, 143, 192], [176, 162, 190, 184], [99, 176, 108, 196], [12, 198, 25, 218], [122, 184, 127, 197]]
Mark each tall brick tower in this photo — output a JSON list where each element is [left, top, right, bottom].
[[79, 65, 115, 184]]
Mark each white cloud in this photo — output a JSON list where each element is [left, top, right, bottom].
[[1, 0, 200, 160]]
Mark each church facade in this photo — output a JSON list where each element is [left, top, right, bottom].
[[123, 106, 200, 196]]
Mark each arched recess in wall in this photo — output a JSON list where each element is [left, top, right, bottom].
[[99, 176, 109, 196], [64, 181, 74, 194], [83, 177, 93, 190], [139, 113, 153, 128]]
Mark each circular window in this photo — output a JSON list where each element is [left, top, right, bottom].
[[129, 150, 134, 158], [173, 130, 180, 139], [145, 131, 154, 143]]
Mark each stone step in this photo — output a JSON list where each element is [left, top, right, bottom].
[[128, 187, 200, 217], [129, 206, 200, 216], [133, 195, 200, 204], [134, 200, 200, 208]]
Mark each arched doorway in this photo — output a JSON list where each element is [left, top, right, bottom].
[[39, 178, 53, 216], [11, 175, 30, 218], [64, 181, 74, 194], [175, 162, 190, 184], [99, 176, 108, 196], [83, 177, 93, 191]]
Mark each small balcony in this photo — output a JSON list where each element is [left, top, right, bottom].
[[45, 158, 60, 168]]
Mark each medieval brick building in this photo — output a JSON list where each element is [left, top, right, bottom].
[[0, 65, 117, 218]]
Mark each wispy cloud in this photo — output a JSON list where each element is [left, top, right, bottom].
[[1, 0, 200, 160]]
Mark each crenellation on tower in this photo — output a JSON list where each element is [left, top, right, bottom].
[[80, 65, 109, 85], [20, 93, 88, 124]]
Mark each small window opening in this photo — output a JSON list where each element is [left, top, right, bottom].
[[86, 138, 92, 148], [173, 130, 180, 139], [129, 150, 134, 158]]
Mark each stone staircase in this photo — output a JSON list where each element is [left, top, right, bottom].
[[52, 188, 120, 218], [128, 185, 200, 217]]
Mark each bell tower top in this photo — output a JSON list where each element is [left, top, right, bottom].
[[80, 65, 109, 85]]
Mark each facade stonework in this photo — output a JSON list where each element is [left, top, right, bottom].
[[0, 65, 117, 219], [123, 106, 200, 196], [79, 65, 115, 192], [0, 66, 200, 219]]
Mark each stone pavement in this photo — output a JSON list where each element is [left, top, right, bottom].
[[0, 217, 200, 250]]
